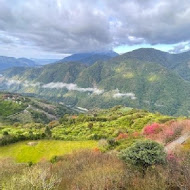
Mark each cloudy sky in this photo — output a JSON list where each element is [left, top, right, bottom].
[[0, 0, 190, 58]]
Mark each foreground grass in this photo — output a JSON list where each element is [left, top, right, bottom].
[[0, 140, 97, 163]]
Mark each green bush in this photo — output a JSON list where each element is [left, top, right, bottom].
[[120, 140, 166, 169]]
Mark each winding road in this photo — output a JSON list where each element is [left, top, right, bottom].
[[164, 132, 190, 152]]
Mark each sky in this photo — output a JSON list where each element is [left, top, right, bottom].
[[0, 0, 190, 58]]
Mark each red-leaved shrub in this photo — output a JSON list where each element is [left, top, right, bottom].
[[143, 123, 161, 135], [167, 152, 176, 161], [93, 147, 100, 153], [165, 129, 174, 137], [164, 126, 182, 144], [143, 120, 190, 144], [116, 133, 128, 140], [132, 132, 140, 138]]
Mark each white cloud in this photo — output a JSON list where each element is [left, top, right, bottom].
[[0, 0, 190, 56], [3, 78, 40, 87], [113, 89, 137, 100], [169, 41, 190, 54], [5, 79, 21, 86], [42, 82, 104, 94], [1, 78, 139, 100], [1, 77, 104, 94]]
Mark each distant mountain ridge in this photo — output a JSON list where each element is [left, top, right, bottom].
[[0, 56, 36, 71], [2, 48, 190, 116], [58, 51, 119, 65], [0, 51, 118, 72], [31, 58, 60, 65]]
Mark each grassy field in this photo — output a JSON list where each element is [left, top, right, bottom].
[[0, 140, 97, 163]]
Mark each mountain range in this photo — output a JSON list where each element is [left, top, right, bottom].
[[31, 58, 61, 65], [1, 48, 190, 116], [0, 56, 37, 71], [58, 51, 119, 65], [0, 51, 118, 71]]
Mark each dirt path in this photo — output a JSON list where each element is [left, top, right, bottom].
[[164, 132, 190, 152]]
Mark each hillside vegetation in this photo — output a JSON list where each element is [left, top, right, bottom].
[[0, 92, 75, 124], [1, 102, 190, 189], [0, 105, 190, 189], [0, 106, 173, 148]]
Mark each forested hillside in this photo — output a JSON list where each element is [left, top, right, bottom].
[[0, 92, 75, 124]]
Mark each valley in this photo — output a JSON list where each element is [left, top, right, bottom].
[[1, 48, 190, 116]]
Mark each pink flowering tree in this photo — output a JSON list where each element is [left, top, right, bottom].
[[143, 123, 161, 135]]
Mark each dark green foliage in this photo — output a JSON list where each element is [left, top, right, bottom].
[[88, 122, 93, 129], [120, 140, 166, 169], [50, 155, 58, 163], [3, 131, 9, 136], [45, 126, 52, 137], [28, 161, 33, 167]]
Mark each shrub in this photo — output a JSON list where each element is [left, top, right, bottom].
[[57, 150, 126, 190], [2, 150, 190, 190], [45, 126, 52, 137], [116, 133, 128, 140], [164, 126, 182, 144], [167, 152, 177, 162], [166, 150, 190, 190], [93, 147, 100, 153], [132, 132, 140, 138], [6, 164, 61, 190], [120, 140, 166, 170], [13, 122, 20, 127], [3, 131, 9, 136], [50, 155, 58, 163], [98, 139, 109, 150], [88, 122, 93, 129], [143, 120, 188, 144], [143, 123, 161, 135], [107, 138, 119, 148], [48, 120, 59, 128]]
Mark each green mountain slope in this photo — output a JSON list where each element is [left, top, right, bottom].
[[1, 48, 190, 116], [75, 58, 190, 116], [119, 48, 190, 81], [3, 62, 86, 83], [0, 92, 75, 124]]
